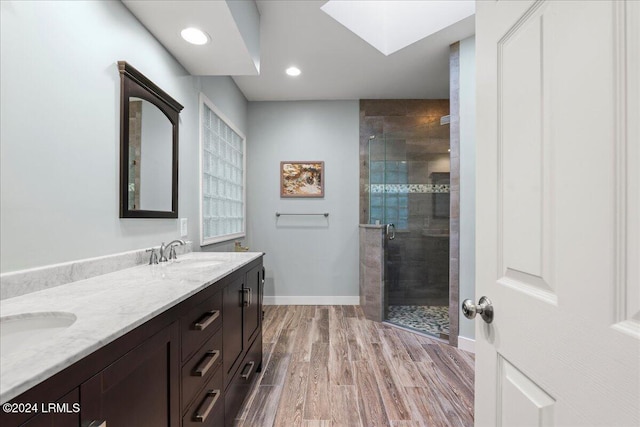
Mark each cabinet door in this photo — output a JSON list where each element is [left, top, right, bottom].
[[222, 275, 244, 387], [224, 334, 262, 427], [242, 264, 262, 351], [80, 322, 180, 427], [18, 388, 80, 427]]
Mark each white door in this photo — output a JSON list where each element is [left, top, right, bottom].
[[474, 0, 639, 426]]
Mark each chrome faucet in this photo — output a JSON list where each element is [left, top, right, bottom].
[[159, 240, 186, 263], [146, 248, 158, 265]]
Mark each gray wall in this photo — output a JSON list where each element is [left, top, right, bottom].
[[247, 101, 360, 302], [459, 36, 476, 340], [0, 0, 247, 272]]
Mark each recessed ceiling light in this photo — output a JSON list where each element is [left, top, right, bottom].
[[286, 66, 301, 77], [180, 27, 210, 45]]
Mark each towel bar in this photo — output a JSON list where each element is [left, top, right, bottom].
[[275, 212, 329, 217]]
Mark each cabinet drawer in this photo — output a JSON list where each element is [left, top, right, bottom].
[[224, 335, 262, 427], [182, 330, 223, 410], [183, 366, 224, 427], [182, 291, 222, 361]]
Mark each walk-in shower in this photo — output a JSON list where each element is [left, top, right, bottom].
[[367, 119, 451, 339]]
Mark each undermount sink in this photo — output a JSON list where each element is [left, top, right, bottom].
[[0, 312, 77, 358], [171, 258, 223, 268]]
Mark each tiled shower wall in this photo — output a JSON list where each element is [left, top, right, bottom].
[[359, 99, 451, 224]]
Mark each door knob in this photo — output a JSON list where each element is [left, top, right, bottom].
[[462, 296, 494, 323]]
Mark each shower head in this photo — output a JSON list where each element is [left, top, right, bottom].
[[440, 115, 451, 125], [369, 135, 376, 140]]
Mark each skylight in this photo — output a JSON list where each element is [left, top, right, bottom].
[[321, 0, 475, 56]]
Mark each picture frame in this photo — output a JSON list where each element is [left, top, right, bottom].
[[280, 161, 325, 198]]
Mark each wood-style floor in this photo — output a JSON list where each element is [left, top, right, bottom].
[[235, 305, 474, 427]]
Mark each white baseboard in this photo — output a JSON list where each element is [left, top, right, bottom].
[[457, 336, 475, 353], [263, 296, 360, 305]]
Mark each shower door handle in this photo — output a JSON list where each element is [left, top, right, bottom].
[[386, 223, 396, 240]]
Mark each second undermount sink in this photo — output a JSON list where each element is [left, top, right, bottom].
[[0, 312, 77, 358], [170, 258, 224, 269]]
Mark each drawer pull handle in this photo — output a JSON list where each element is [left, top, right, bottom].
[[82, 421, 107, 427], [240, 361, 255, 380], [193, 310, 219, 331], [193, 389, 220, 423], [193, 350, 220, 377]]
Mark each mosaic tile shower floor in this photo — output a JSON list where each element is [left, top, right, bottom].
[[387, 305, 450, 337]]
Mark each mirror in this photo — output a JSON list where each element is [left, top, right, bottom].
[[118, 61, 183, 218], [127, 97, 173, 211]]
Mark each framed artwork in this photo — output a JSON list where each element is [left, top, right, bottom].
[[280, 161, 325, 198]]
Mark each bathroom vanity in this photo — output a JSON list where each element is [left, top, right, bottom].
[[0, 252, 263, 427]]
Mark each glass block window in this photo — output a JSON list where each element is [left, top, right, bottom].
[[369, 161, 408, 230], [200, 94, 245, 245]]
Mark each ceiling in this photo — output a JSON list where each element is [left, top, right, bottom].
[[123, 0, 475, 101]]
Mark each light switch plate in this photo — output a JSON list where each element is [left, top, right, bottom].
[[180, 218, 188, 237]]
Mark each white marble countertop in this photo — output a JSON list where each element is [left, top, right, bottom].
[[0, 251, 263, 404]]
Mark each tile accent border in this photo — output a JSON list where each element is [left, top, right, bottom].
[[368, 184, 450, 194], [0, 242, 193, 300]]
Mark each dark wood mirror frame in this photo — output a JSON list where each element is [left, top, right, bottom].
[[118, 61, 184, 218]]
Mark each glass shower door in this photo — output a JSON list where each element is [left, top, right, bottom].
[[368, 124, 451, 339]]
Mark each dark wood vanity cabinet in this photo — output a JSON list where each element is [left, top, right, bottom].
[[242, 265, 263, 352], [1, 257, 263, 427], [19, 389, 80, 427], [222, 264, 264, 427], [80, 323, 181, 427], [222, 275, 245, 388], [5, 322, 181, 427], [222, 265, 264, 387], [180, 284, 225, 427]]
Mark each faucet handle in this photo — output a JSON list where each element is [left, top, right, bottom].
[[146, 248, 158, 265], [169, 246, 177, 260]]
